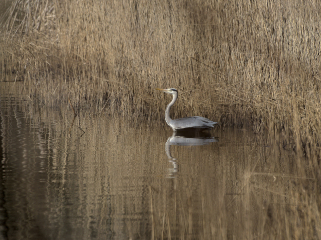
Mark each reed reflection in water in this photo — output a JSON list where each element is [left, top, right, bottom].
[[0, 89, 319, 239]]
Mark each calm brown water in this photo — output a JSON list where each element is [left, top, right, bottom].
[[0, 85, 319, 240]]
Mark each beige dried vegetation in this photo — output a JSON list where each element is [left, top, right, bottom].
[[1, 0, 321, 157]]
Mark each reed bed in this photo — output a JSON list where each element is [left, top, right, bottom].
[[1, 0, 321, 156]]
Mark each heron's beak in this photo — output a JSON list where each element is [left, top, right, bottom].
[[156, 88, 170, 93]]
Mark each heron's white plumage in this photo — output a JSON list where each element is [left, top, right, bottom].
[[156, 88, 217, 130]]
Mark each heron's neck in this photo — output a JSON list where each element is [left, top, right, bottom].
[[165, 92, 177, 124]]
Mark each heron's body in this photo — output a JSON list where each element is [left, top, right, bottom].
[[156, 88, 218, 130]]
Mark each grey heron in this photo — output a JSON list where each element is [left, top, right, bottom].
[[156, 88, 218, 130]]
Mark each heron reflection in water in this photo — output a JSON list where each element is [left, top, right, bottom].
[[156, 88, 218, 130], [165, 129, 218, 178]]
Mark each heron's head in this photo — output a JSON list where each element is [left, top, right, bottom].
[[156, 88, 178, 94]]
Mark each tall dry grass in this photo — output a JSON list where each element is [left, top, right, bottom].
[[1, 0, 321, 156]]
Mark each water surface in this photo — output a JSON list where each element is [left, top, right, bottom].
[[0, 84, 318, 239]]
